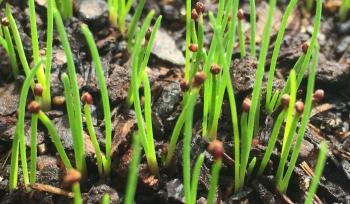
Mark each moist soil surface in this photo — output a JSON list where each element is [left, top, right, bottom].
[[0, 0, 350, 203]]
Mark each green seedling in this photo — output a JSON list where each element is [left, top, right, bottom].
[[63, 169, 82, 204], [102, 194, 110, 204], [265, 0, 298, 113], [207, 159, 222, 204], [278, 46, 319, 192], [1, 17, 18, 76], [108, 0, 135, 33], [340, 0, 350, 21], [124, 132, 142, 204], [250, 0, 256, 57], [81, 24, 112, 177], [126, 15, 162, 107], [54, 8, 86, 176], [129, 10, 160, 175], [304, 141, 328, 204], [190, 153, 205, 204], [183, 85, 202, 204], [82, 93, 107, 177], [306, 0, 313, 11], [238, 0, 276, 191], [56, 0, 73, 20], [237, 9, 246, 58], [9, 60, 42, 190]]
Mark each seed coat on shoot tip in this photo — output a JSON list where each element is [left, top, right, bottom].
[[34, 84, 43, 96], [192, 71, 207, 87], [195, 2, 205, 14], [180, 79, 190, 92], [210, 64, 221, 75], [63, 169, 81, 186], [207, 140, 224, 160], [189, 43, 198, 52], [302, 43, 309, 54], [81, 92, 93, 105], [295, 101, 305, 115], [281, 94, 290, 109], [313, 89, 324, 103], [191, 9, 198, 21], [242, 98, 251, 112], [237, 9, 244, 20], [28, 101, 40, 114]]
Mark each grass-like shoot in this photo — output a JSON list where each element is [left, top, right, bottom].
[[207, 159, 222, 204], [101, 194, 110, 204], [304, 141, 328, 204], [108, 0, 135, 33], [57, 0, 73, 20], [128, 10, 161, 175], [82, 92, 107, 177], [124, 132, 142, 204], [9, 60, 43, 190], [265, 0, 298, 113], [340, 0, 350, 21], [81, 24, 112, 177], [277, 46, 319, 192], [190, 153, 205, 204], [238, 0, 276, 191], [1, 17, 18, 76], [237, 9, 246, 58], [63, 169, 82, 204], [54, 8, 86, 176]]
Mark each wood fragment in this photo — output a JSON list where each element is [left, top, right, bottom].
[[30, 183, 73, 198]]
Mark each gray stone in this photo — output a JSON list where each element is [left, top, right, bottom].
[[152, 29, 185, 66]]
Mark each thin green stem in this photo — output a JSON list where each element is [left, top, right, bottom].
[[207, 159, 222, 204], [184, 0, 192, 81], [44, 0, 54, 110], [279, 47, 318, 193], [73, 183, 82, 204], [81, 24, 112, 175], [54, 9, 86, 175], [237, 19, 246, 58], [239, 0, 276, 190], [191, 153, 205, 204], [61, 73, 82, 173], [127, 16, 162, 107], [3, 26, 18, 76], [38, 111, 73, 169], [29, 114, 38, 184], [257, 110, 287, 176], [124, 132, 142, 204], [183, 89, 197, 204], [102, 194, 110, 204], [304, 141, 328, 204], [84, 104, 106, 177], [129, 11, 158, 175], [340, 0, 350, 21], [250, 0, 256, 57], [164, 90, 199, 167], [6, 4, 30, 76], [9, 60, 42, 190], [296, 0, 322, 90], [127, 0, 146, 45], [265, 0, 298, 112]]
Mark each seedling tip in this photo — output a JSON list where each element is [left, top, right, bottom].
[[28, 101, 40, 114]]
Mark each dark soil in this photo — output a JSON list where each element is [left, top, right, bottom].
[[0, 0, 349, 203]]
